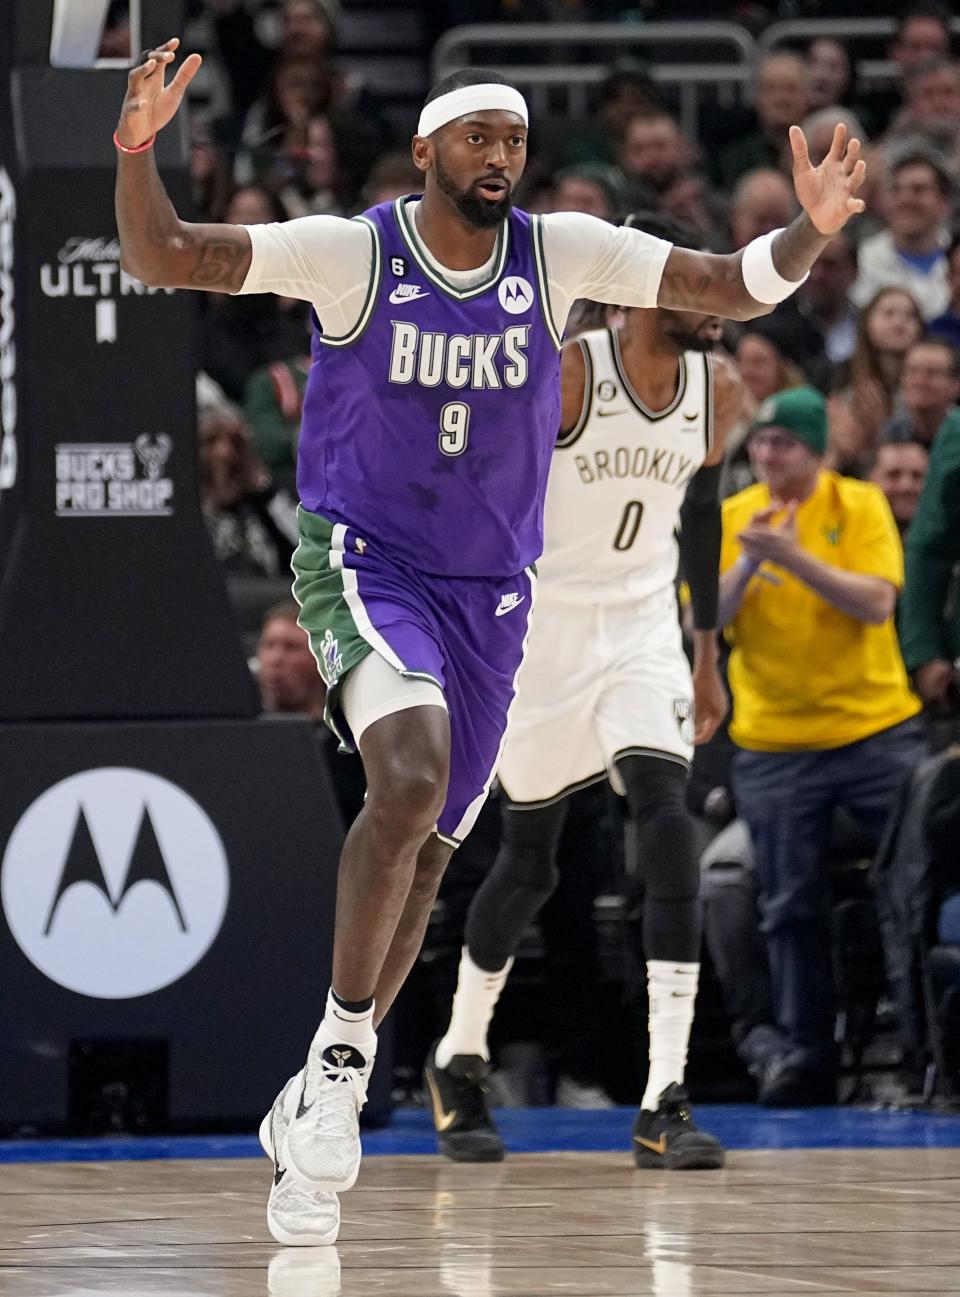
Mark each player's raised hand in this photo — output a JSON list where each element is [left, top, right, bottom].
[[789, 121, 866, 235], [116, 37, 202, 149]]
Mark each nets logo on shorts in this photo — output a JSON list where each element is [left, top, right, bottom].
[[673, 698, 695, 746], [1, 768, 229, 999], [55, 434, 174, 517]]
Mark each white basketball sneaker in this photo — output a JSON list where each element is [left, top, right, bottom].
[[259, 1072, 341, 1247], [283, 1038, 373, 1193]]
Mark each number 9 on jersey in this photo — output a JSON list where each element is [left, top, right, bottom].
[[439, 401, 471, 457]]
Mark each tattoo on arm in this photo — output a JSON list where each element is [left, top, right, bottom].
[[659, 247, 753, 320], [658, 259, 741, 310], [183, 229, 251, 290]]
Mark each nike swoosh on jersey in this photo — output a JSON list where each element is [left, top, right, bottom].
[[388, 286, 430, 304], [495, 596, 526, 616], [425, 1071, 457, 1131], [595, 408, 626, 418]]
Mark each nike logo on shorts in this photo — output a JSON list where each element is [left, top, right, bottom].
[[495, 593, 525, 616]]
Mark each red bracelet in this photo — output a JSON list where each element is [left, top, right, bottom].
[[113, 129, 156, 154]]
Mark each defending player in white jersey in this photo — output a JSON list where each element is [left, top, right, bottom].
[[425, 213, 745, 1170]]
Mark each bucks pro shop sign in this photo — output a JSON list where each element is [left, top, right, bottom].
[[1, 768, 229, 999]]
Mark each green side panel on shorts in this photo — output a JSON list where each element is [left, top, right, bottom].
[[290, 508, 374, 745]]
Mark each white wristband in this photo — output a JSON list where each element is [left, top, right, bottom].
[[740, 229, 808, 305]]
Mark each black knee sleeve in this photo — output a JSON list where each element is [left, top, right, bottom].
[[464, 798, 567, 971], [617, 755, 702, 963]]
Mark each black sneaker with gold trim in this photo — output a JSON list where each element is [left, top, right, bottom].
[[632, 1082, 725, 1170], [423, 1042, 505, 1163]]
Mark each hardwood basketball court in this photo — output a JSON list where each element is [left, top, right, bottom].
[[3, 1120, 960, 1295]]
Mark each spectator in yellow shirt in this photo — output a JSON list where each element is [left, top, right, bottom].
[[718, 386, 924, 1105]]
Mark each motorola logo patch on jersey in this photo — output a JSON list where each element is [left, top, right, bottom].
[[498, 275, 534, 315], [597, 380, 617, 402], [1, 768, 229, 999]]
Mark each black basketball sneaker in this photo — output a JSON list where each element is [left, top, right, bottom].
[[632, 1082, 725, 1170], [423, 1041, 505, 1163]]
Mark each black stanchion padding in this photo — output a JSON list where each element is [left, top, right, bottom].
[[0, 7, 257, 720]]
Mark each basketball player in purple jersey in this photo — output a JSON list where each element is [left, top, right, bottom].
[[115, 38, 867, 1244]]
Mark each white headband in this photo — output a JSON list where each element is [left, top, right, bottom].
[[417, 84, 529, 138]]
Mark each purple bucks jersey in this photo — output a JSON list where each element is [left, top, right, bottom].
[[297, 197, 561, 578]]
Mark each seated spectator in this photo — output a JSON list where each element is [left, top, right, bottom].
[[729, 169, 797, 250], [860, 1, 954, 130], [256, 599, 368, 827], [244, 356, 310, 478], [220, 183, 287, 227], [718, 387, 925, 1105], [868, 441, 930, 535], [360, 151, 425, 208], [723, 323, 807, 496], [800, 108, 869, 168], [885, 56, 960, 160], [927, 229, 960, 348], [617, 109, 690, 206], [199, 187, 310, 403], [239, 53, 335, 182], [552, 164, 628, 222], [659, 170, 730, 251], [257, 599, 326, 720], [793, 230, 859, 367], [190, 115, 232, 223], [884, 336, 960, 449], [199, 405, 298, 579], [559, 65, 663, 168], [827, 287, 924, 475], [807, 37, 857, 114], [271, 112, 349, 219], [900, 409, 960, 711], [213, 0, 339, 122], [735, 325, 807, 407], [718, 52, 811, 188], [852, 149, 952, 322]]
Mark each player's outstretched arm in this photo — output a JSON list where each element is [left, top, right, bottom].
[[659, 122, 866, 321], [115, 38, 252, 291]]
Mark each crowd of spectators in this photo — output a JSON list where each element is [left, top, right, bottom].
[[184, 0, 960, 1104]]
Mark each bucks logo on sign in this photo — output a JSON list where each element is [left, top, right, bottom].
[[0, 768, 229, 999]]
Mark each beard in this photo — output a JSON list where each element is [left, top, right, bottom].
[[434, 154, 512, 229], [666, 325, 716, 353]]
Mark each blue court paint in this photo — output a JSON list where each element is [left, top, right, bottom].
[[2, 1106, 959, 1164]]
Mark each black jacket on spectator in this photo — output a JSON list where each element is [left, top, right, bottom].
[[200, 295, 311, 404]]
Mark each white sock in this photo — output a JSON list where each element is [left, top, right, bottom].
[[435, 947, 513, 1069], [641, 960, 699, 1111], [314, 988, 377, 1058]]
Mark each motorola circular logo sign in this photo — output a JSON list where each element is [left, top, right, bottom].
[[1, 768, 229, 999]]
